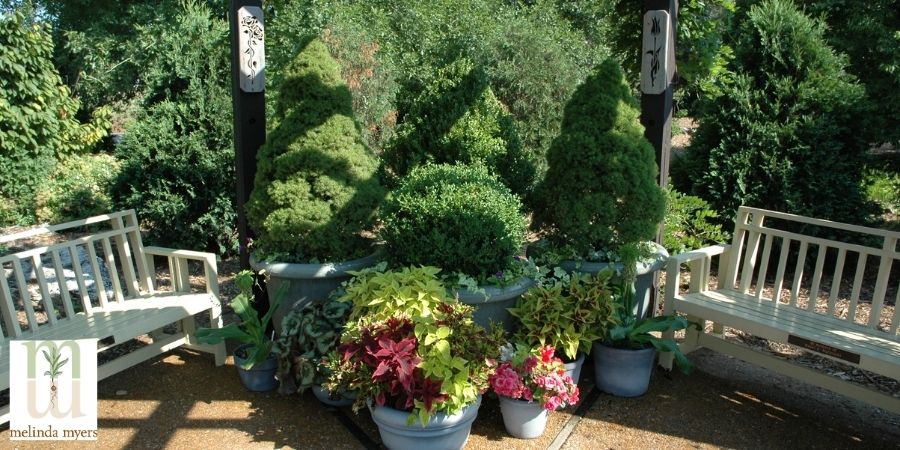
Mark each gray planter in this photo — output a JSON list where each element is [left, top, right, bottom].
[[250, 252, 379, 334], [233, 344, 278, 392], [454, 277, 534, 332], [369, 396, 481, 450], [563, 352, 586, 384], [498, 397, 548, 439], [592, 343, 656, 397], [311, 384, 355, 407], [558, 242, 668, 319]]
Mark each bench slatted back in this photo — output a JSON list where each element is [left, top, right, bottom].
[[727, 207, 900, 337], [0, 210, 152, 340]]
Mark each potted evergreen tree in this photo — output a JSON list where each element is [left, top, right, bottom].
[[245, 38, 385, 331], [379, 163, 531, 330], [530, 58, 668, 317]]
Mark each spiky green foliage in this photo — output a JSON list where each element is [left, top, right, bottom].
[[384, 58, 535, 197], [532, 59, 666, 255], [380, 163, 527, 278], [246, 38, 385, 263], [197, 271, 284, 370], [683, 0, 874, 224]]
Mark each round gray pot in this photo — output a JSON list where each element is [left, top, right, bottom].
[[563, 352, 586, 384], [498, 396, 548, 439], [454, 277, 534, 332], [369, 396, 481, 450], [233, 343, 278, 392], [592, 343, 656, 397], [557, 242, 668, 319], [250, 252, 380, 334]]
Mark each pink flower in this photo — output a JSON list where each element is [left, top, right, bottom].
[[491, 344, 580, 409], [490, 364, 524, 398], [544, 396, 561, 411]]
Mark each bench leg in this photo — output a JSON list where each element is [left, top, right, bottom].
[[208, 302, 226, 366], [681, 315, 704, 355]]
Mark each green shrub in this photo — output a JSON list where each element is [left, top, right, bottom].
[[34, 153, 120, 224], [110, 2, 237, 255], [683, 0, 874, 225], [380, 163, 527, 278], [863, 166, 900, 215], [663, 186, 729, 255], [113, 97, 236, 255], [246, 38, 384, 263], [0, 9, 107, 225], [384, 58, 535, 197], [532, 58, 666, 256]]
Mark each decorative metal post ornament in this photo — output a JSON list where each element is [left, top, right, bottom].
[[640, 10, 674, 95], [237, 6, 265, 93]]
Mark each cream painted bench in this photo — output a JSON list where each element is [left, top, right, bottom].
[[662, 206, 900, 414], [0, 210, 226, 423]]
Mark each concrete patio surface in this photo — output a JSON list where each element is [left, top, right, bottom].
[[3, 346, 898, 449]]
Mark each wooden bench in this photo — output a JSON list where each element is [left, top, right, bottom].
[[0, 210, 226, 423], [661, 206, 900, 414]]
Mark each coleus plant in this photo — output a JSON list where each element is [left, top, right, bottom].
[[324, 266, 503, 425], [510, 270, 618, 360]]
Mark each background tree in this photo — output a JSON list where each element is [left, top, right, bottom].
[[110, 1, 237, 254], [680, 0, 874, 225], [0, 9, 107, 224], [384, 58, 535, 197]]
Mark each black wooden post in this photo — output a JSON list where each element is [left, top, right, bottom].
[[228, 0, 266, 271], [641, 0, 677, 189], [641, 0, 677, 316]]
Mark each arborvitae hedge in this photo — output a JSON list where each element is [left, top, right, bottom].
[[383, 58, 535, 198], [246, 38, 384, 263], [682, 0, 873, 225], [532, 58, 665, 255]]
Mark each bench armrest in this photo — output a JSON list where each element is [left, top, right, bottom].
[[671, 244, 730, 264], [143, 246, 219, 297], [664, 244, 731, 314]]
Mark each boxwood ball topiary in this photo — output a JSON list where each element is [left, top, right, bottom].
[[380, 163, 527, 277], [246, 38, 384, 262], [532, 58, 665, 255]]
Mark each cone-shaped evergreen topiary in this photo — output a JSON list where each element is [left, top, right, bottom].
[[383, 58, 535, 198], [532, 58, 665, 256], [246, 38, 384, 262], [681, 0, 873, 225]]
